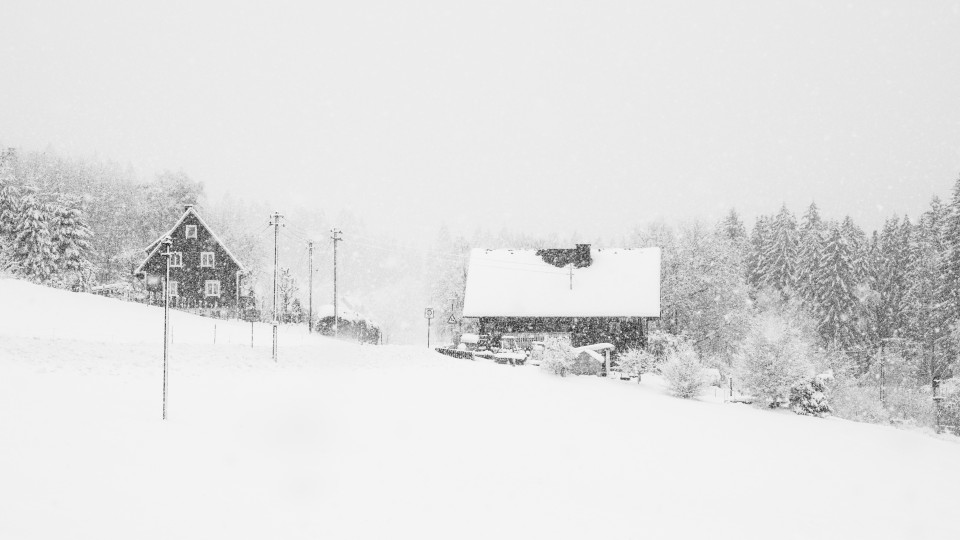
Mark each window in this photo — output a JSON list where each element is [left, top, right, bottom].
[[200, 252, 215, 268], [185, 225, 197, 239], [167, 280, 179, 297], [169, 252, 183, 267], [205, 280, 221, 297]]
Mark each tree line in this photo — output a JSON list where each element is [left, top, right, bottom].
[[0, 147, 205, 288]]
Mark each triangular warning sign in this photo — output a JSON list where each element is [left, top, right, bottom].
[[447, 314, 458, 325]]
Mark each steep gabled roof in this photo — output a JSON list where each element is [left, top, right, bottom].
[[134, 206, 247, 275], [461, 247, 661, 318]]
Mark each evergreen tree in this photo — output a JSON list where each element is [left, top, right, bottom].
[[904, 199, 952, 381], [278, 267, 299, 323], [840, 216, 869, 283], [50, 197, 94, 289], [12, 187, 57, 282], [720, 208, 747, 241], [291, 298, 304, 324], [763, 205, 799, 295], [940, 175, 960, 325], [0, 177, 18, 269], [747, 216, 772, 289], [816, 222, 863, 351], [869, 216, 912, 345], [796, 203, 826, 305], [0, 166, 19, 243]]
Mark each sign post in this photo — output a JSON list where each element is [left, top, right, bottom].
[[424, 308, 434, 348]]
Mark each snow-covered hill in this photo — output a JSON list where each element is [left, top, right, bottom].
[[1, 278, 958, 539]]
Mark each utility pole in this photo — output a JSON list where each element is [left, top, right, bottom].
[[308, 240, 314, 333], [270, 212, 284, 361], [331, 228, 343, 337], [161, 236, 172, 420]]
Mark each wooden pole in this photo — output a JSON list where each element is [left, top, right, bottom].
[[162, 237, 172, 420], [271, 212, 283, 361], [308, 240, 314, 333], [331, 228, 342, 337]]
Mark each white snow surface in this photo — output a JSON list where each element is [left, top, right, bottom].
[[2, 278, 959, 539], [461, 247, 661, 317]]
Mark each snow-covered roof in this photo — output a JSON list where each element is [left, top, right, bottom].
[[136, 206, 247, 274], [461, 247, 661, 318], [316, 303, 376, 325]]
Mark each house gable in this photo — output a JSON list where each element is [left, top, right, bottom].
[[136, 207, 246, 275], [134, 206, 246, 309]]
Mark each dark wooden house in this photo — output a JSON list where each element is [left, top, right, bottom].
[[461, 244, 661, 354], [134, 205, 246, 311]]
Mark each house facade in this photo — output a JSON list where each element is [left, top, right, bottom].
[[134, 205, 246, 312], [461, 244, 661, 354]]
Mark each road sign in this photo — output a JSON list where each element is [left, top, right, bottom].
[[447, 314, 458, 325], [424, 308, 434, 319]]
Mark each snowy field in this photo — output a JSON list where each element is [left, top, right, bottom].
[[2, 279, 959, 539]]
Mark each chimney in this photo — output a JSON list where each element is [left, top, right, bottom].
[[575, 244, 592, 268]]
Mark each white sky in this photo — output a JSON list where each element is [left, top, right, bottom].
[[2, 1, 960, 240]]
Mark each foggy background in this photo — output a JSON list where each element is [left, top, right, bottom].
[[2, 0, 959, 241]]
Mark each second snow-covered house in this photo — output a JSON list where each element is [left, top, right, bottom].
[[461, 244, 661, 352], [134, 205, 246, 312]]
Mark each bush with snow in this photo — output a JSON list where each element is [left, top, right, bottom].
[[938, 380, 960, 435], [615, 347, 654, 382], [789, 373, 833, 417], [829, 381, 891, 425], [540, 337, 575, 376], [660, 341, 707, 399]]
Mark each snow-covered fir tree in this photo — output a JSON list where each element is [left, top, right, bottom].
[[278, 267, 300, 323], [795, 202, 826, 304], [816, 221, 863, 351], [12, 187, 57, 282], [747, 215, 772, 289], [0, 167, 19, 243], [840, 215, 869, 283], [763, 205, 800, 295], [904, 198, 952, 380], [720, 208, 747, 241], [867, 216, 912, 345], [50, 198, 94, 289], [940, 175, 960, 325]]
